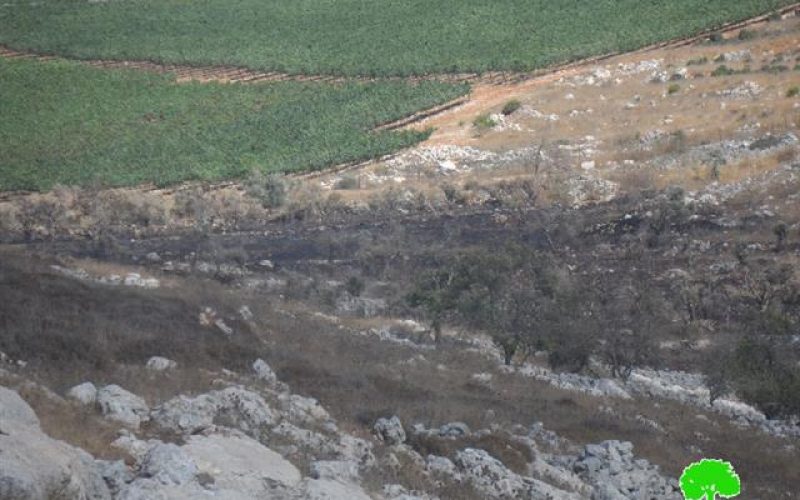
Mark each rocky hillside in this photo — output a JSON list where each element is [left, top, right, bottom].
[[0, 359, 682, 499], [1, 10, 800, 500]]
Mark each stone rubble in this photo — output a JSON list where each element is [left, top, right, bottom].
[[573, 441, 681, 500]]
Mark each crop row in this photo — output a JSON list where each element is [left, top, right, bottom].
[[0, 0, 795, 77], [0, 58, 468, 191]]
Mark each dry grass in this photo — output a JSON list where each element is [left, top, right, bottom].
[[245, 290, 800, 496], [0, 377, 129, 462], [0, 250, 266, 392], [299, 14, 800, 212], [407, 431, 534, 475]]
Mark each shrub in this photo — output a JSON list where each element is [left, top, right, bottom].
[[501, 99, 522, 116], [667, 83, 681, 95], [601, 330, 654, 380], [687, 56, 708, 66], [737, 29, 757, 41], [92, 191, 168, 228], [787, 86, 800, 98], [172, 188, 208, 221], [344, 276, 365, 297], [704, 348, 732, 404], [440, 183, 461, 204], [334, 175, 359, 190], [664, 130, 688, 155], [548, 328, 594, 373], [773, 222, 788, 249], [711, 65, 734, 77], [762, 64, 789, 74], [0, 205, 20, 235], [472, 114, 496, 130], [245, 170, 287, 209], [727, 338, 800, 419]]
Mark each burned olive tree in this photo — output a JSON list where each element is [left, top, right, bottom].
[[409, 246, 573, 365]]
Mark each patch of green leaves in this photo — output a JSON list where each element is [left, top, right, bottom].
[[0, 58, 467, 191]]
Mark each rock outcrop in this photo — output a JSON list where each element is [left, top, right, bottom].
[[0, 386, 111, 500], [252, 358, 278, 385], [146, 357, 177, 371], [67, 382, 99, 406], [151, 386, 277, 436], [96, 385, 150, 429], [374, 416, 407, 445], [455, 448, 580, 499], [114, 429, 303, 499]]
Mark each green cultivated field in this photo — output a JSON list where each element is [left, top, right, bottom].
[[0, 0, 793, 76], [0, 0, 793, 191], [0, 58, 467, 191]]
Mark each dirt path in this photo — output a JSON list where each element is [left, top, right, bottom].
[[402, 5, 800, 144], [0, 3, 796, 197]]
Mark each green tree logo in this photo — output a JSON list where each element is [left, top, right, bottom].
[[680, 459, 741, 500]]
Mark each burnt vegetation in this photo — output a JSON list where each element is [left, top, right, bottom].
[[1, 172, 800, 496]]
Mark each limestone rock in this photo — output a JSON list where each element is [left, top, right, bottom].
[[374, 416, 406, 445], [0, 386, 111, 500], [337, 434, 376, 468], [278, 393, 332, 426], [67, 382, 98, 406], [455, 448, 578, 499], [438, 422, 470, 438], [0, 386, 39, 427], [253, 358, 278, 385], [151, 386, 277, 436], [140, 443, 197, 486], [96, 385, 150, 429], [146, 357, 177, 371], [182, 431, 302, 493], [110, 432, 162, 465], [310, 460, 360, 482], [269, 421, 337, 456], [96, 459, 134, 494], [425, 454, 458, 477], [573, 441, 680, 499], [299, 478, 371, 500], [116, 430, 302, 499]]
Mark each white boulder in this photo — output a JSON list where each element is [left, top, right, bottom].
[[455, 448, 578, 499], [140, 443, 197, 486], [146, 357, 177, 371], [278, 393, 332, 426], [252, 358, 278, 385], [67, 382, 98, 405], [0, 386, 40, 427], [374, 416, 406, 445], [96, 385, 150, 429], [151, 386, 277, 436], [182, 431, 301, 493], [299, 478, 371, 500], [309, 460, 360, 482]]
